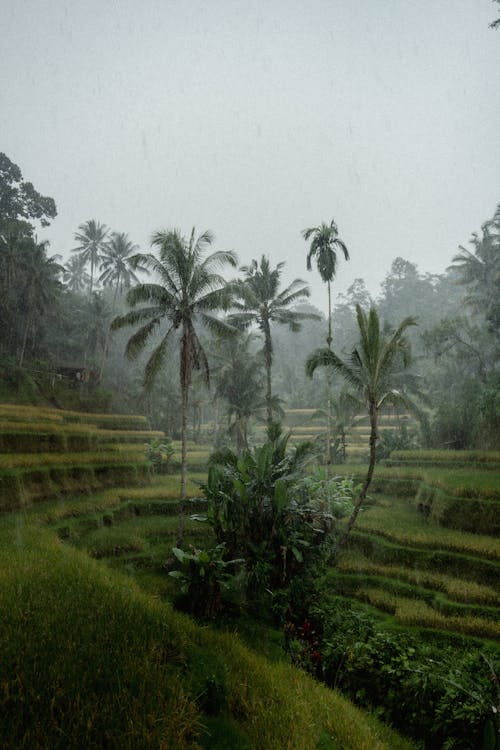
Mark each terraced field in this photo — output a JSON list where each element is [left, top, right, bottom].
[[330, 451, 500, 644], [0, 404, 417, 749]]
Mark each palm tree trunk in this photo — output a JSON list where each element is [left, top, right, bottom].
[[99, 281, 120, 381], [89, 252, 95, 299], [336, 403, 377, 551], [177, 327, 190, 545], [326, 281, 333, 479], [180, 384, 188, 499], [264, 323, 273, 429], [266, 361, 272, 429], [176, 382, 188, 545], [19, 314, 31, 366], [327, 282, 332, 349]]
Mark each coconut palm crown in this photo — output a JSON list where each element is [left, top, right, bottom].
[[302, 219, 349, 348], [99, 232, 147, 300], [72, 219, 109, 297], [111, 227, 237, 500], [306, 304, 421, 548], [228, 255, 320, 427]]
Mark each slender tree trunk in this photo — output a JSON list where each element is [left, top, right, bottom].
[[180, 384, 188, 499], [336, 403, 377, 551], [99, 281, 119, 381], [266, 361, 273, 429], [19, 314, 31, 367], [177, 327, 190, 545], [264, 322, 273, 429], [326, 282, 332, 349], [176, 382, 188, 546], [326, 281, 333, 479]]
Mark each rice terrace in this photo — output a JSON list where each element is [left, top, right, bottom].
[[1, 4, 500, 746], [0, 398, 498, 748]]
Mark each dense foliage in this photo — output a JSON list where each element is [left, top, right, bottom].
[[286, 596, 499, 750]]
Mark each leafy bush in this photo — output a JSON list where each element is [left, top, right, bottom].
[[376, 422, 419, 461], [200, 427, 336, 606], [287, 596, 500, 750], [144, 437, 175, 473], [169, 543, 243, 619], [297, 469, 357, 519]]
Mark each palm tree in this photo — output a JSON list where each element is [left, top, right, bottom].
[[302, 220, 350, 474], [213, 332, 266, 451], [229, 255, 320, 428], [448, 207, 500, 332], [99, 232, 147, 306], [72, 220, 108, 297], [62, 256, 90, 294], [302, 219, 349, 349], [306, 305, 419, 549], [111, 227, 237, 500], [98, 232, 148, 379]]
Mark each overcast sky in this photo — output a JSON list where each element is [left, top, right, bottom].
[[2, 0, 499, 310]]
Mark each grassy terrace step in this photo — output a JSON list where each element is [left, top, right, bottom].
[[329, 571, 500, 622], [337, 551, 500, 606], [341, 586, 500, 641], [386, 449, 500, 469], [0, 462, 150, 510], [348, 531, 500, 587], [0, 403, 152, 431], [0, 449, 145, 468], [355, 498, 500, 559], [332, 462, 500, 535], [0, 424, 164, 450]]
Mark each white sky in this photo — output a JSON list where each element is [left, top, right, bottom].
[[2, 0, 499, 311]]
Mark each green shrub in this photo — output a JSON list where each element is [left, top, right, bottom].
[[145, 437, 175, 473], [169, 543, 243, 619], [292, 596, 500, 750], [201, 429, 335, 605], [415, 483, 500, 535]]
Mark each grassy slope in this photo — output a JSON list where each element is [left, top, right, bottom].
[[0, 518, 415, 750]]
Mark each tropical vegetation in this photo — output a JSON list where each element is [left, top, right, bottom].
[[0, 151, 498, 750]]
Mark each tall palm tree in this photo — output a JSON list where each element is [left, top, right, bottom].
[[302, 219, 349, 349], [111, 227, 237, 500], [62, 256, 90, 294], [72, 220, 108, 297], [99, 232, 147, 306], [302, 220, 350, 474], [306, 305, 419, 549], [229, 255, 320, 428]]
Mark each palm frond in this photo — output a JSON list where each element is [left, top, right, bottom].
[[125, 317, 163, 360], [143, 327, 175, 389]]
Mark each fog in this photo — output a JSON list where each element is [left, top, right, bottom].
[[2, 0, 499, 308]]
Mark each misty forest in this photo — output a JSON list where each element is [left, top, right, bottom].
[[1, 3, 500, 750]]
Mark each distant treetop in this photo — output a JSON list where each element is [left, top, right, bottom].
[[0, 152, 57, 230]]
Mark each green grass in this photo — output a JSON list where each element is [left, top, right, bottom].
[[349, 530, 500, 586], [354, 496, 500, 560], [0, 518, 416, 750], [0, 448, 146, 468], [337, 550, 500, 606], [353, 587, 500, 640], [388, 449, 500, 466]]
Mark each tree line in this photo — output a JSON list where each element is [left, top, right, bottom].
[[1, 151, 498, 474]]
